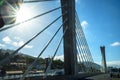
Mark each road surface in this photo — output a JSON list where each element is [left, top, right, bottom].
[[80, 74, 120, 80]]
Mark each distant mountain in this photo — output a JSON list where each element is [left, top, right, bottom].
[[18, 53, 35, 58], [0, 49, 35, 59]]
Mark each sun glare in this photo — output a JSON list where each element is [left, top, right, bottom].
[[15, 5, 34, 34], [16, 6, 32, 22]]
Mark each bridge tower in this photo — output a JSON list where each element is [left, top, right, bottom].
[[61, 0, 78, 75], [100, 46, 107, 73]]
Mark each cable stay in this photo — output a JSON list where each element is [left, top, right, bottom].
[[75, 26, 90, 66], [76, 24, 91, 64], [76, 31, 91, 72], [75, 11, 95, 72], [23, 0, 58, 3], [72, 30, 86, 72], [19, 18, 68, 80], [69, 22, 87, 72], [75, 11, 92, 63], [75, 12, 94, 63], [75, 19, 92, 72], [72, 27, 87, 72], [0, 4, 67, 32], [76, 34, 86, 71], [75, 11, 94, 62], [44, 26, 68, 77], [0, 11, 67, 65], [76, 39, 86, 72], [70, 25, 85, 72]]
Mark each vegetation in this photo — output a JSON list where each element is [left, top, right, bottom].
[[0, 49, 64, 71], [52, 59, 64, 69]]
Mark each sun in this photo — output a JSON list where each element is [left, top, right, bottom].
[[15, 5, 34, 34], [16, 5, 32, 23]]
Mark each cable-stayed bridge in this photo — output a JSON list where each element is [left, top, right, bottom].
[[0, 0, 103, 80]]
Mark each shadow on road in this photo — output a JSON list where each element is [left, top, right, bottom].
[[78, 78, 93, 80]]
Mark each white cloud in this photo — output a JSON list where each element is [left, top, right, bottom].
[[107, 61, 120, 68], [2, 36, 12, 44], [81, 20, 88, 28], [12, 41, 24, 47], [2, 36, 33, 49], [14, 37, 22, 41], [110, 42, 120, 47], [12, 41, 33, 49], [96, 61, 120, 68], [25, 45, 33, 48], [54, 55, 64, 61], [0, 44, 5, 47], [18, 41, 24, 46], [12, 42, 18, 47]]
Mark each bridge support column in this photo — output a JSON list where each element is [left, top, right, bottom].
[[61, 0, 78, 75], [100, 46, 107, 73]]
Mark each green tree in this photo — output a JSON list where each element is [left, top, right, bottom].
[[0, 0, 4, 6], [52, 59, 64, 69]]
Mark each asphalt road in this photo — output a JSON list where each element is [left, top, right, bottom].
[[80, 74, 120, 80]]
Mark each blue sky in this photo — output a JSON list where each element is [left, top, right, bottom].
[[76, 0, 120, 67], [0, 0, 120, 67], [0, 1, 63, 58]]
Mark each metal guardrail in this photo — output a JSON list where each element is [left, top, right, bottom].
[[0, 73, 45, 80], [0, 71, 58, 80]]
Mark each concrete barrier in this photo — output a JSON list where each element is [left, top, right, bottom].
[[22, 72, 102, 80]]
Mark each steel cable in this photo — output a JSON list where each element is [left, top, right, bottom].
[[44, 26, 68, 76], [24, 0, 58, 3], [0, 4, 67, 32], [19, 18, 68, 80], [0, 11, 67, 65]]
